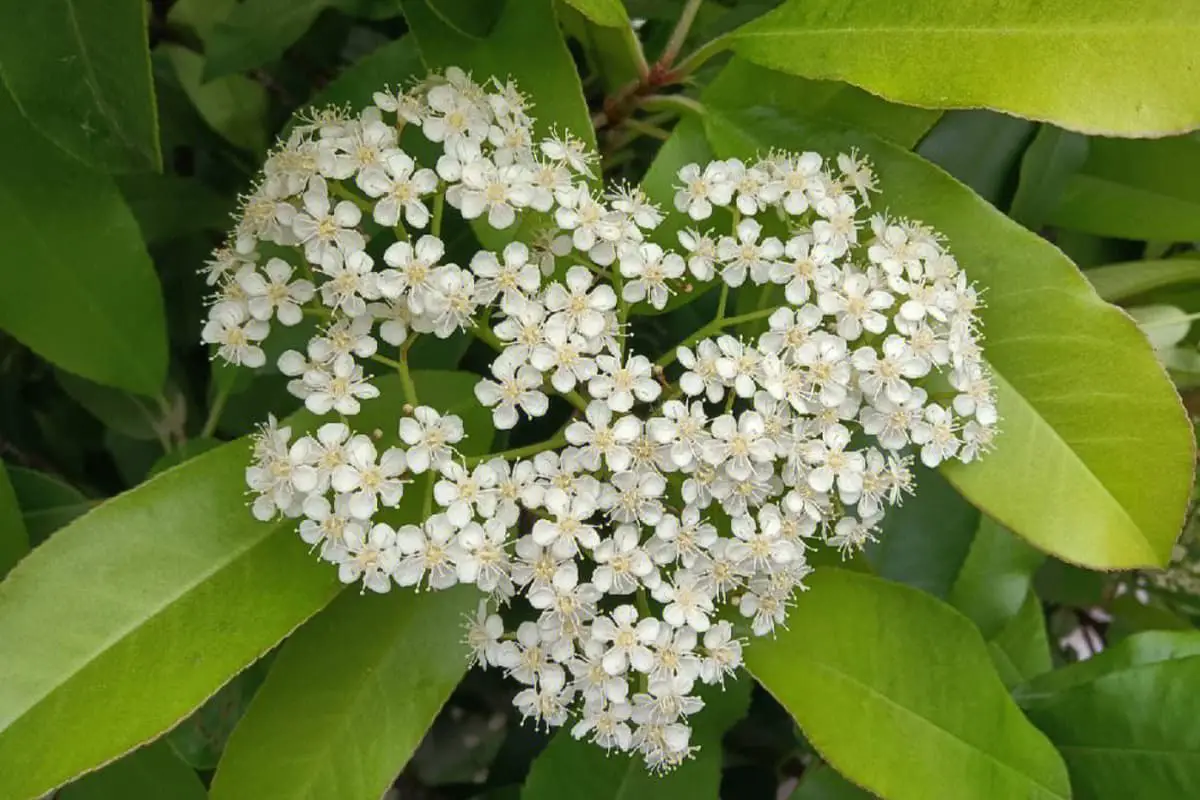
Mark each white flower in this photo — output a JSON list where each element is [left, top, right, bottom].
[[453, 157, 531, 229], [471, 241, 541, 311], [589, 354, 660, 413], [238, 258, 314, 325], [330, 435, 407, 518], [339, 523, 400, 593], [699, 621, 743, 685], [203, 301, 268, 367], [318, 249, 378, 317], [910, 403, 961, 467], [804, 423, 865, 500], [593, 525, 655, 594], [678, 228, 717, 281], [381, 234, 446, 313], [398, 406, 464, 473], [674, 161, 732, 220], [716, 218, 783, 287], [434, 461, 498, 527], [592, 605, 659, 675], [394, 515, 462, 590], [654, 570, 714, 632], [303, 358, 379, 416], [283, 177, 365, 264], [544, 265, 618, 338], [360, 151, 439, 228], [474, 360, 548, 429], [619, 243, 685, 309]]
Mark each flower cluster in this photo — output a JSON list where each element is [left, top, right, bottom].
[[203, 68, 997, 771]]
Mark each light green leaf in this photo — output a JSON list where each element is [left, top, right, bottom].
[[6, 467, 92, 546], [401, 0, 595, 148], [0, 88, 167, 396], [562, 0, 629, 28], [0, 0, 160, 171], [58, 741, 205, 800], [1008, 126, 1089, 231], [747, 569, 1071, 800], [1127, 305, 1192, 351], [700, 58, 1194, 569], [1046, 135, 1200, 241], [1085, 259, 1200, 304], [727, 0, 1200, 137], [161, 45, 269, 153], [0, 462, 28, 579], [522, 678, 750, 800], [1017, 631, 1200, 799], [0, 371, 481, 799], [211, 587, 475, 800]]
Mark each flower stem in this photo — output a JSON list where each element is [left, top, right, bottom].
[[398, 333, 419, 407], [431, 190, 446, 237], [656, 305, 781, 369], [465, 430, 570, 466], [329, 180, 373, 215], [660, 0, 704, 68], [200, 382, 232, 439]]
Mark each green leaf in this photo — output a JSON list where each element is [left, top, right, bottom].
[[866, 463, 979, 599], [948, 517, 1045, 640], [522, 677, 750, 800], [700, 58, 1194, 569], [747, 569, 1071, 800], [0, 371, 481, 799], [1045, 135, 1200, 242], [401, 0, 595, 148], [300, 36, 423, 113], [1008, 126, 1089, 231], [0, 88, 167, 396], [987, 591, 1052, 689], [210, 587, 475, 800], [790, 765, 873, 800], [0, 0, 160, 172], [914, 110, 1035, 206], [148, 438, 223, 478], [1085, 259, 1200, 304], [204, 0, 333, 80], [118, 172, 234, 245], [727, 0, 1200, 137], [562, 0, 629, 27], [56, 370, 164, 442], [6, 467, 92, 546], [167, 660, 271, 770], [0, 462, 28, 579], [161, 45, 269, 153], [1017, 631, 1200, 799], [58, 740, 205, 800]]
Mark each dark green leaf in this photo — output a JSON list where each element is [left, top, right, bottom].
[[522, 677, 750, 800], [1008, 126, 1088, 231], [0, 88, 168, 396], [204, 0, 334, 80], [56, 371, 164, 442], [162, 44, 269, 153], [728, 0, 1200, 136], [148, 438, 223, 478], [6, 467, 92, 547], [58, 740, 205, 800], [948, 517, 1045, 640], [987, 591, 1052, 689], [118, 172, 234, 245], [0, 0, 160, 171], [790, 765, 874, 800], [300, 36, 423, 113], [747, 569, 1071, 800], [914, 110, 1035, 206], [0, 462, 28, 579], [562, 0, 629, 27]]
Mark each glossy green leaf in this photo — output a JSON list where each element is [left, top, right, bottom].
[[148, 438, 223, 478], [58, 740, 205, 800], [0, 371, 479, 799], [6, 467, 92, 547], [167, 660, 271, 770], [1047, 135, 1200, 241], [211, 587, 474, 800], [747, 569, 1071, 800], [1017, 631, 1200, 799], [700, 59, 1194, 569], [56, 371, 163, 442], [1008, 126, 1089, 231], [522, 677, 750, 800], [727, 0, 1200, 137], [0, 88, 167, 396], [1085, 259, 1200, 304], [401, 0, 595, 148], [162, 45, 269, 153], [0, 462, 28, 579], [562, 0, 629, 27], [0, 0, 160, 171]]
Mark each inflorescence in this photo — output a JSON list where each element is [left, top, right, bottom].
[[201, 67, 997, 772]]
